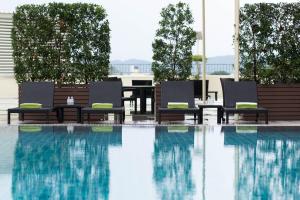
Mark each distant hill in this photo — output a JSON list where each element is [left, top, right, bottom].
[[206, 55, 234, 64], [111, 55, 234, 65], [111, 59, 151, 65]]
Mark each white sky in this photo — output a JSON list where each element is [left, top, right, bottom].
[[0, 0, 297, 61]]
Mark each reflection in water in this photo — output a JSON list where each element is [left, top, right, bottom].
[[153, 126, 195, 200], [223, 126, 300, 199], [12, 126, 122, 200]]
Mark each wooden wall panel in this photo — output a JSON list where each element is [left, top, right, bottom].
[[257, 85, 300, 120]]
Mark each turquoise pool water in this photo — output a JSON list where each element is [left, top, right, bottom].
[[0, 125, 299, 199]]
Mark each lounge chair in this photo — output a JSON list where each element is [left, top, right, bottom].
[[157, 81, 201, 124], [223, 81, 268, 124], [81, 81, 125, 124], [7, 82, 54, 124]]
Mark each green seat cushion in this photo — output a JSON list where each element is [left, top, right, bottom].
[[236, 126, 257, 134], [236, 102, 257, 109], [92, 126, 113, 133], [92, 103, 113, 109], [167, 102, 188, 109], [167, 126, 189, 133], [20, 126, 42, 133], [20, 103, 42, 109]]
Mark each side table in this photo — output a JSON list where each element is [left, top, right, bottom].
[[198, 105, 223, 124], [54, 105, 82, 123]]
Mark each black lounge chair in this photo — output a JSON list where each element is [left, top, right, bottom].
[[157, 81, 201, 124], [223, 81, 268, 124], [81, 81, 125, 124], [7, 82, 54, 124]]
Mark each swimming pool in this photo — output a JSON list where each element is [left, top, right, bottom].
[[0, 125, 299, 199]]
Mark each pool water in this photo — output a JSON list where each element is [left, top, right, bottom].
[[0, 125, 299, 199]]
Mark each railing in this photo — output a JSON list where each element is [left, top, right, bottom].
[[0, 63, 234, 75], [109, 63, 234, 75]]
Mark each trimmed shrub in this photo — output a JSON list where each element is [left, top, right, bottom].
[[12, 3, 110, 84]]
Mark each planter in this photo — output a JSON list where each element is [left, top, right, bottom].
[[19, 84, 106, 122], [155, 84, 185, 122], [256, 84, 300, 121]]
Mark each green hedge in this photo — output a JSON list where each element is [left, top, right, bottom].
[[12, 3, 110, 84], [239, 2, 300, 84]]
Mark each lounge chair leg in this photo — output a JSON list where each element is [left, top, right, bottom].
[[265, 111, 269, 124], [46, 112, 49, 124], [197, 112, 201, 124], [134, 99, 137, 114], [7, 111, 11, 124], [226, 112, 229, 124], [158, 112, 161, 124], [119, 113, 123, 124], [87, 113, 90, 122], [256, 113, 259, 122], [81, 113, 84, 124], [21, 113, 24, 121]]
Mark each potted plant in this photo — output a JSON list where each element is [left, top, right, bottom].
[[151, 2, 196, 121]]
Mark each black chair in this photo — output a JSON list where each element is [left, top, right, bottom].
[[223, 81, 268, 124], [220, 78, 234, 121], [81, 81, 125, 124], [103, 77, 137, 114], [131, 80, 154, 113], [7, 82, 55, 124], [220, 78, 234, 106], [192, 80, 209, 100], [157, 81, 201, 124]]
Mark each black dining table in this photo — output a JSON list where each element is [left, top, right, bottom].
[[122, 85, 155, 114]]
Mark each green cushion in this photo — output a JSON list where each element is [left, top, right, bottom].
[[20, 126, 42, 133], [236, 126, 257, 134], [236, 102, 257, 109], [92, 103, 113, 109], [167, 126, 189, 133], [167, 102, 188, 109], [92, 126, 113, 133], [20, 103, 42, 109]]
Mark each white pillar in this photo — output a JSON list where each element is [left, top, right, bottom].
[[202, 0, 207, 103], [234, 0, 240, 81]]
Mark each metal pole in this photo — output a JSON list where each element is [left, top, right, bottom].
[[234, 0, 240, 81], [202, 0, 206, 103]]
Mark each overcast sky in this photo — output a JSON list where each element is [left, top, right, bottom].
[[0, 0, 297, 61]]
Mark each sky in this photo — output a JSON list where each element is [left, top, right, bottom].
[[0, 0, 297, 61]]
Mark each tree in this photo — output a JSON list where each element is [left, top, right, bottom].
[[152, 2, 196, 82], [239, 3, 300, 84]]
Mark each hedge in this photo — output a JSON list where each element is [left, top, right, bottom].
[[12, 3, 110, 84]]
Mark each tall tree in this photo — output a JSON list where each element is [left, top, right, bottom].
[[152, 2, 196, 82]]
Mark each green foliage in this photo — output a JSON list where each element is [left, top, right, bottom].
[[239, 2, 300, 84], [152, 2, 196, 82], [192, 55, 203, 62], [12, 3, 110, 84]]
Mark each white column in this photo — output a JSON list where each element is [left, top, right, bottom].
[[234, 0, 240, 81], [202, 0, 207, 103]]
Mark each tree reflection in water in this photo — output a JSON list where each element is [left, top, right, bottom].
[[224, 126, 300, 199], [12, 126, 122, 200], [153, 126, 195, 200]]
